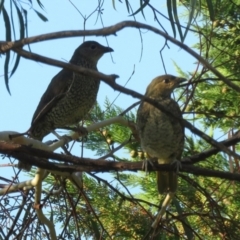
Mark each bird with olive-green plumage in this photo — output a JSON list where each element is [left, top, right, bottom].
[[136, 75, 185, 194]]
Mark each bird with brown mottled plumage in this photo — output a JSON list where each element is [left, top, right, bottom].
[[18, 41, 113, 171], [28, 41, 113, 141], [136, 75, 185, 194]]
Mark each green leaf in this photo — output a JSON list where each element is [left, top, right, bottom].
[[14, 3, 25, 39], [36, 0, 45, 10], [22, 8, 31, 52], [125, 0, 130, 13], [10, 50, 21, 78], [22, 8, 28, 35], [2, 6, 11, 94], [10, 2, 24, 77], [10, 0, 16, 40], [183, 0, 197, 41], [33, 9, 48, 22], [167, 0, 176, 38], [112, 0, 116, 10], [0, 0, 4, 13], [173, 198, 194, 239], [206, 0, 215, 21], [129, 0, 149, 19], [172, 0, 183, 41], [4, 52, 11, 95], [89, 219, 100, 239]]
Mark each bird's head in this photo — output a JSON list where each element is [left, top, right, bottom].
[[72, 41, 113, 64], [145, 75, 186, 98]]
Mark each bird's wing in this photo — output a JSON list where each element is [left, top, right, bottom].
[[31, 69, 73, 126], [164, 98, 185, 158], [136, 101, 151, 133]]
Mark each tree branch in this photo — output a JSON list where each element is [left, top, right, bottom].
[[1, 20, 239, 92], [1, 141, 240, 181]]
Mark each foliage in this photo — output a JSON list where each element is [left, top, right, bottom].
[[183, 0, 240, 131], [0, 0, 47, 94]]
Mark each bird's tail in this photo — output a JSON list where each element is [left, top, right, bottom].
[[157, 171, 178, 194]]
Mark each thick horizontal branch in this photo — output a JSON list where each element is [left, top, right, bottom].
[[11, 48, 240, 160], [1, 141, 240, 181], [1, 20, 239, 92]]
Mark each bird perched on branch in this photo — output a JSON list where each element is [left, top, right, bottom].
[[28, 41, 113, 141], [18, 41, 113, 171], [136, 75, 185, 194]]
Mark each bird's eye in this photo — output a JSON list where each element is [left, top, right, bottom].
[[90, 44, 96, 50], [163, 79, 170, 83]]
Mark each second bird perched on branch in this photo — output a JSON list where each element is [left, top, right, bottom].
[[136, 74, 185, 194], [18, 41, 113, 171]]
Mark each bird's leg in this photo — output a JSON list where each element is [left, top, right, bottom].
[[142, 157, 158, 174], [51, 130, 72, 154], [171, 159, 182, 173], [59, 125, 88, 138], [151, 192, 175, 229]]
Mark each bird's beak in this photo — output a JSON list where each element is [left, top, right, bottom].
[[104, 46, 114, 53], [177, 78, 187, 84], [176, 78, 187, 88], [175, 78, 187, 88]]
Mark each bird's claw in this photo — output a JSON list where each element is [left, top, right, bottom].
[[171, 159, 182, 173], [60, 135, 72, 149], [142, 160, 148, 173], [51, 131, 71, 149], [142, 158, 156, 174], [56, 135, 72, 154], [62, 126, 88, 138], [76, 126, 88, 137]]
